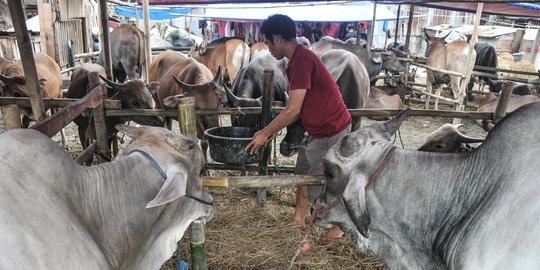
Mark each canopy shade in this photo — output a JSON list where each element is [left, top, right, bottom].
[[201, 3, 407, 22], [418, 2, 540, 17], [114, 6, 192, 20]]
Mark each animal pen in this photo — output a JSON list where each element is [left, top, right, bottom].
[[0, 0, 539, 269]]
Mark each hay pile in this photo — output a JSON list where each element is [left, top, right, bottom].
[[497, 52, 538, 80], [160, 185, 388, 270]]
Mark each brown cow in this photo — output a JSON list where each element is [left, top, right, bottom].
[[149, 50, 227, 139], [66, 63, 163, 164], [366, 86, 403, 120], [97, 24, 145, 82], [424, 30, 476, 110], [476, 93, 540, 131], [0, 52, 61, 126], [189, 37, 250, 85], [249, 42, 269, 61]]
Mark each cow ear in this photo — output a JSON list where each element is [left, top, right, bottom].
[[342, 170, 370, 238], [163, 94, 188, 108], [146, 165, 187, 208], [38, 78, 48, 89], [165, 134, 196, 153], [146, 81, 160, 95], [116, 124, 143, 138]]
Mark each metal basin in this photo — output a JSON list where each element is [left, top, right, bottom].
[[204, 126, 263, 165]]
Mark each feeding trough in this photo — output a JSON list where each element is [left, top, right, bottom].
[[204, 126, 263, 165]]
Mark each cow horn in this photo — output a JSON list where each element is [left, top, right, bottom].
[[172, 75, 195, 94], [99, 75, 126, 90], [0, 73, 14, 84], [383, 109, 410, 137], [224, 84, 239, 106], [440, 31, 451, 42], [338, 134, 360, 158], [423, 28, 431, 40], [455, 131, 484, 144]]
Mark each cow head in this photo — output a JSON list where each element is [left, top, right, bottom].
[[417, 123, 484, 153], [280, 119, 306, 157], [424, 28, 451, 57], [313, 109, 409, 238], [115, 124, 213, 221], [0, 73, 49, 98], [380, 51, 405, 74], [100, 76, 164, 127]]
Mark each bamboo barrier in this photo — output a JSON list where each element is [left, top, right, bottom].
[[203, 175, 325, 188], [0, 97, 121, 109]]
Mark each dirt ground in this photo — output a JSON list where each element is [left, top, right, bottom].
[[0, 100, 487, 270]]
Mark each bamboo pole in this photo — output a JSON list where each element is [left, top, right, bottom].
[[0, 105, 21, 130], [404, 4, 415, 51], [203, 175, 325, 188], [142, 0, 151, 80], [455, 3, 483, 124], [177, 96, 208, 270], [394, 4, 401, 45], [257, 70, 275, 206], [7, 0, 45, 122], [98, 0, 113, 79]]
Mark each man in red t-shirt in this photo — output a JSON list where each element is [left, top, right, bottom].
[[246, 14, 351, 241]]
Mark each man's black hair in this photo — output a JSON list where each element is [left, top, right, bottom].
[[260, 14, 297, 43]]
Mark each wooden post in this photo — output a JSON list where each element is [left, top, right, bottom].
[[257, 70, 275, 207], [530, 28, 540, 64], [367, 2, 377, 52], [394, 4, 401, 45], [177, 97, 208, 270], [454, 2, 483, 125], [404, 4, 415, 51], [0, 105, 21, 130], [142, 0, 151, 80], [98, 0, 113, 79], [493, 81, 514, 124], [7, 0, 45, 122], [511, 29, 525, 54], [90, 72, 110, 163]]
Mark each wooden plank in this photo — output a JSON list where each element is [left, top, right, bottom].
[[0, 105, 21, 130], [257, 70, 275, 206], [32, 84, 107, 138], [0, 97, 121, 109], [203, 175, 325, 188], [7, 0, 45, 121], [205, 163, 296, 174]]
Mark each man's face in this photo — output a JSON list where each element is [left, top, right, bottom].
[[264, 35, 284, 60]]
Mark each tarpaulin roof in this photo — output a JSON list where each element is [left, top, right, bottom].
[[201, 3, 407, 22], [114, 6, 192, 20], [417, 2, 540, 17], [136, 1, 540, 18]]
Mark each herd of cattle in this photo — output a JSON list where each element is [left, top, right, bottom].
[[1, 24, 540, 269]]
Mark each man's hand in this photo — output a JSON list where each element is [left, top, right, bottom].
[[245, 130, 271, 155]]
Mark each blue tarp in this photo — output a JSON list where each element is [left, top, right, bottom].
[[114, 6, 192, 20]]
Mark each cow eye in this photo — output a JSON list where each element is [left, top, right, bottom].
[[324, 168, 334, 179], [131, 101, 140, 107], [199, 169, 204, 177], [14, 92, 21, 97]]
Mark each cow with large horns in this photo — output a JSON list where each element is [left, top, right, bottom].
[[314, 102, 540, 269], [0, 124, 213, 269], [97, 25, 145, 82], [66, 63, 163, 164], [0, 52, 62, 126], [424, 29, 476, 110], [224, 51, 289, 127], [189, 37, 250, 85], [417, 123, 484, 153], [149, 50, 227, 141]]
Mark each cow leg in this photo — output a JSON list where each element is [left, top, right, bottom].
[[433, 85, 442, 110], [425, 74, 433, 109]]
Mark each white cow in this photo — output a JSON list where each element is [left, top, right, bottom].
[[0, 124, 213, 270], [314, 104, 540, 269]]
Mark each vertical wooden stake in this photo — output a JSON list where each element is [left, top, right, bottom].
[[178, 96, 208, 270], [1, 105, 21, 130], [493, 81, 514, 124], [90, 72, 109, 163], [257, 70, 275, 207]]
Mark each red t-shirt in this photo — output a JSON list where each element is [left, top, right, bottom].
[[286, 44, 351, 138]]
